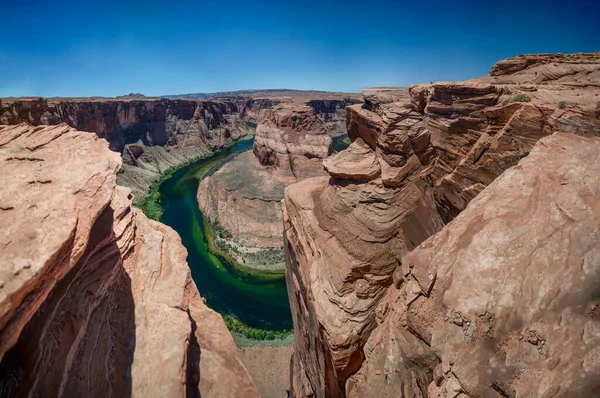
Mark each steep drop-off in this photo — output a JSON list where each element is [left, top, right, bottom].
[[283, 53, 600, 397], [0, 124, 258, 397]]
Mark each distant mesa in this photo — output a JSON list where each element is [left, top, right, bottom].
[[162, 88, 358, 100], [115, 93, 148, 99]]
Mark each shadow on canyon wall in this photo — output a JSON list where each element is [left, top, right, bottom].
[[0, 206, 136, 397]]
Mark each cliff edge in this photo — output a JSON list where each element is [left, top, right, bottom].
[[0, 124, 258, 397], [283, 52, 600, 397]]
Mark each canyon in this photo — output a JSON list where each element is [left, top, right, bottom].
[[197, 99, 359, 271], [0, 97, 256, 197], [0, 93, 358, 199], [0, 91, 359, 397], [1, 51, 600, 398], [283, 53, 600, 397]]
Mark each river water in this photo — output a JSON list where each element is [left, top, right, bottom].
[[158, 137, 293, 331]]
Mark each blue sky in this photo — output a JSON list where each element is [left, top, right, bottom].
[[1, 0, 598, 97]]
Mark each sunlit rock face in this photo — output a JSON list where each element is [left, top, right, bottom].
[[198, 100, 357, 271], [0, 124, 258, 398], [253, 103, 333, 169], [283, 53, 600, 397]]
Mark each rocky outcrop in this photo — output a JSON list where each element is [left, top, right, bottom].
[[253, 103, 334, 170], [347, 132, 600, 397], [0, 124, 258, 397], [0, 98, 255, 197], [198, 103, 336, 271], [322, 138, 381, 181], [283, 53, 600, 397], [489, 52, 600, 80]]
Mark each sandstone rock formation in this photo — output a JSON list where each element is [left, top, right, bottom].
[[348, 132, 600, 397], [307, 99, 362, 136], [198, 102, 340, 271], [0, 124, 258, 397], [283, 53, 600, 397], [0, 95, 360, 200], [253, 103, 334, 169]]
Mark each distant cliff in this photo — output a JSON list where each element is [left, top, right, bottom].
[[0, 98, 261, 196], [0, 95, 360, 198]]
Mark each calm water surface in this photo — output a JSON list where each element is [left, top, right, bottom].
[[159, 137, 293, 330]]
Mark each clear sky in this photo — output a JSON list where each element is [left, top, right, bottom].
[[1, 0, 598, 97]]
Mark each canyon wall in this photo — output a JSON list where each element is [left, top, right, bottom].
[[0, 124, 258, 397], [283, 53, 600, 397], [253, 103, 334, 170], [348, 132, 600, 397], [0, 95, 360, 199], [198, 102, 343, 271], [0, 98, 257, 196], [307, 98, 362, 136]]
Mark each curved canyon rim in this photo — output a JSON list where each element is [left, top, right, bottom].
[[1, 2, 600, 394], [157, 137, 294, 331]]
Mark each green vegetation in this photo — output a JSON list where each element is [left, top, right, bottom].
[[224, 315, 293, 341], [502, 87, 512, 95], [134, 154, 208, 220], [203, 217, 285, 277], [558, 101, 567, 109], [512, 94, 531, 103], [491, 81, 516, 85], [536, 81, 548, 85], [502, 99, 510, 106]]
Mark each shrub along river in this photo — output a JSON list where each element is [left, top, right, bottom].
[[158, 137, 293, 331]]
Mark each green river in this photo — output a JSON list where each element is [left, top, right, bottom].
[[158, 133, 351, 331], [158, 137, 293, 331]]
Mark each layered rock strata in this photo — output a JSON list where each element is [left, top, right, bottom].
[[347, 132, 600, 397], [253, 103, 334, 169], [0, 96, 360, 199], [283, 53, 600, 397], [0, 98, 255, 197], [0, 124, 258, 397], [198, 103, 334, 270], [307, 98, 362, 136]]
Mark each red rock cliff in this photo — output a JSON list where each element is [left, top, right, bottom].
[[283, 53, 600, 397], [196, 100, 357, 271], [0, 124, 258, 397]]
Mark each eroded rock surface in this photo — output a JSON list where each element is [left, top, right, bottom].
[[0, 124, 258, 397], [283, 53, 600, 397], [253, 103, 334, 169], [348, 133, 600, 397], [198, 101, 353, 271]]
